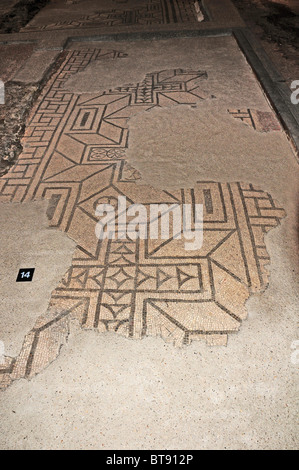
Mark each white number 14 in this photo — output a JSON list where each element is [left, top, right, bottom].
[[21, 271, 31, 279]]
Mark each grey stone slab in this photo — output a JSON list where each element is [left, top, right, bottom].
[[234, 28, 299, 160]]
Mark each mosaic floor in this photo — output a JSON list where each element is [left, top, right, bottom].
[[22, 0, 200, 31], [0, 44, 286, 389]]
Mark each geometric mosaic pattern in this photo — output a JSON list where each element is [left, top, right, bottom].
[[0, 48, 285, 389], [23, 0, 199, 31], [228, 108, 282, 132]]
